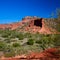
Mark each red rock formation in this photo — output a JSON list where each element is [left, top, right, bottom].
[[0, 16, 59, 34], [24, 17, 58, 34]]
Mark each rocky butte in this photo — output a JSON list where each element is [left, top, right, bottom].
[[0, 16, 59, 34]]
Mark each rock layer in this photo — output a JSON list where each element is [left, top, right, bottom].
[[0, 16, 59, 34]]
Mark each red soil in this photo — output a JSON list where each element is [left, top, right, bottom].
[[1, 47, 60, 60]]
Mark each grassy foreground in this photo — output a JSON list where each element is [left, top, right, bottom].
[[0, 29, 60, 57]]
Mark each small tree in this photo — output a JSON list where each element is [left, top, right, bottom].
[[55, 8, 60, 31], [49, 8, 60, 32]]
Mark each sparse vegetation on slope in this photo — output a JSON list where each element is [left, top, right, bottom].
[[0, 29, 60, 57]]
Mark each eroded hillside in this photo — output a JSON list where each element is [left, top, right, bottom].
[[0, 16, 59, 34]]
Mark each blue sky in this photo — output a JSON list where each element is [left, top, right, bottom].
[[0, 0, 60, 24]]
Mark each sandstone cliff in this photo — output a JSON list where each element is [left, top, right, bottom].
[[0, 16, 59, 34]]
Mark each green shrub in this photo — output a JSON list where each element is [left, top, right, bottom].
[[1, 29, 12, 38], [27, 39, 34, 45], [1, 33, 9, 38], [24, 33, 32, 38], [0, 42, 7, 51], [4, 38, 11, 43], [17, 34, 24, 40], [35, 34, 55, 50], [4, 51, 15, 57], [36, 40, 42, 44], [54, 34, 60, 47], [12, 43, 20, 47], [4, 45, 15, 57]]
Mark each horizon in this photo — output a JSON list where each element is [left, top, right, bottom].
[[0, 0, 60, 24]]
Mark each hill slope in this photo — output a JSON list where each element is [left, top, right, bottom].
[[0, 16, 59, 34]]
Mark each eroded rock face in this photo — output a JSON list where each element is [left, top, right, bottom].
[[0, 16, 58, 34], [28, 18, 43, 27], [23, 17, 57, 34]]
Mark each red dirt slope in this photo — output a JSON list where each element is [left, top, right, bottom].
[[1, 47, 60, 60]]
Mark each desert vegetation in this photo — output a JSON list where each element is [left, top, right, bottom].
[[0, 29, 60, 57], [45, 8, 60, 32], [0, 9, 60, 58]]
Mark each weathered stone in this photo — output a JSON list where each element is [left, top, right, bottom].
[[0, 16, 59, 34]]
